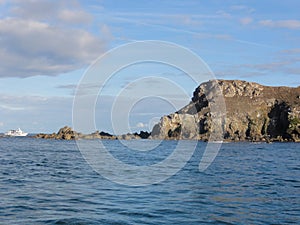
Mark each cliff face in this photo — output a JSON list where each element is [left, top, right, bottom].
[[150, 80, 300, 142]]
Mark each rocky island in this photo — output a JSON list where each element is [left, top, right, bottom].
[[34, 126, 151, 140], [34, 80, 300, 142], [151, 79, 300, 142]]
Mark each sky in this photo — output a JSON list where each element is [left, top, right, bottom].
[[0, 0, 299, 134]]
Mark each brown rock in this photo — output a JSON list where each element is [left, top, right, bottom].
[[151, 80, 300, 142]]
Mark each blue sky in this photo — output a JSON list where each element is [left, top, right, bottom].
[[0, 0, 299, 133]]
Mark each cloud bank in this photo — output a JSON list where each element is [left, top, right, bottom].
[[0, 0, 110, 78]]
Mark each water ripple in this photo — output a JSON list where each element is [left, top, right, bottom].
[[0, 138, 299, 224]]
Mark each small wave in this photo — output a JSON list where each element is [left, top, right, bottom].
[[45, 218, 100, 225]]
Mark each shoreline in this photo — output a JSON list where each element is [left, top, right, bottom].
[[2, 125, 298, 143], [1, 134, 299, 143]]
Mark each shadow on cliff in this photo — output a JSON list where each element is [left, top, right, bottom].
[[267, 102, 291, 140]]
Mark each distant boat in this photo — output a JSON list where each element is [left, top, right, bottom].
[[5, 128, 28, 137]]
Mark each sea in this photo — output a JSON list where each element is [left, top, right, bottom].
[[0, 137, 299, 225]]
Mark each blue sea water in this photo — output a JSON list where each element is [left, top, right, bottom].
[[0, 137, 299, 224]]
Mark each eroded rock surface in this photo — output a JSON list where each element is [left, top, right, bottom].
[[150, 80, 300, 142], [34, 80, 300, 142]]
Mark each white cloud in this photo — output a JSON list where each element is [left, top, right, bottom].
[[280, 48, 300, 54], [216, 10, 231, 19], [0, 104, 28, 111], [223, 61, 300, 77], [259, 20, 300, 29], [240, 17, 253, 25], [0, 95, 47, 112], [56, 83, 103, 96], [0, 18, 108, 77], [244, 61, 291, 73], [58, 9, 93, 24], [11, 0, 62, 21], [100, 24, 113, 41], [10, 0, 88, 24], [0, 94, 73, 132], [136, 122, 146, 128], [0, 122, 4, 127], [0, 0, 111, 78], [160, 14, 203, 27], [230, 5, 255, 13]]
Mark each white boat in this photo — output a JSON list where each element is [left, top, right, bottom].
[[5, 128, 28, 137]]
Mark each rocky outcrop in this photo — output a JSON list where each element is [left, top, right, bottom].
[[35, 126, 79, 140], [34, 80, 300, 142], [150, 80, 300, 142], [34, 126, 150, 140]]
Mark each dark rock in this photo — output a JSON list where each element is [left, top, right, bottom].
[[138, 131, 151, 139]]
